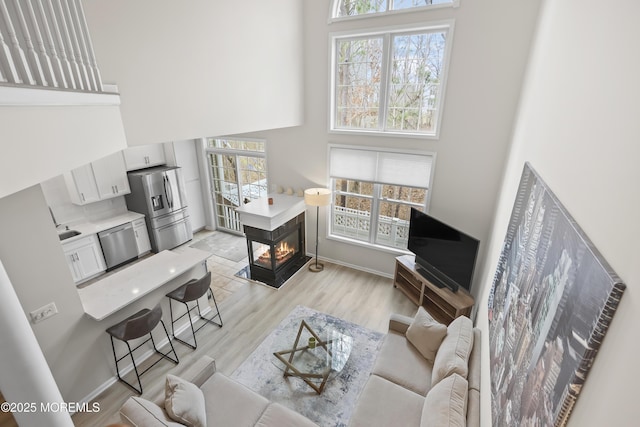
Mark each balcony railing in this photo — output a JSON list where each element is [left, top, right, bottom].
[[0, 0, 103, 93], [332, 205, 410, 249]]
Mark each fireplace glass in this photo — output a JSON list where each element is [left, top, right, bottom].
[[241, 212, 309, 288], [251, 229, 300, 271]]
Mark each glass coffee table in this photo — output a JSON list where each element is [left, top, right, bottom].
[[273, 318, 353, 394]]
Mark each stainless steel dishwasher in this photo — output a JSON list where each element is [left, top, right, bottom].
[[98, 223, 138, 270]]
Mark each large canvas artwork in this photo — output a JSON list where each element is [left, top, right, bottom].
[[488, 163, 625, 426]]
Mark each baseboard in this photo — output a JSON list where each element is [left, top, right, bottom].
[[305, 253, 393, 279], [76, 306, 213, 412]]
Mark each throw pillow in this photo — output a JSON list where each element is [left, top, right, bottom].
[[165, 374, 207, 427], [406, 306, 447, 363], [420, 373, 468, 427], [431, 315, 474, 386]]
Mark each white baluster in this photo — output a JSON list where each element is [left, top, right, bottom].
[[35, 0, 67, 88], [59, 0, 88, 90], [44, 0, 74, 89], [0, 0, 34, 84], [0, 24, 21, 83], [52, 0, 82, 90], [24, 0, 57, 87], [68, 0, 96, 91], [72, 0, 101, 91], [11, 0, 47, 86]]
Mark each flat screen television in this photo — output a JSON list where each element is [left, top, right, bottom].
[[407, 208, 479, 293]]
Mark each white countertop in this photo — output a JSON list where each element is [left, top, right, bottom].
[[235, 193, 306, 231], [77, 247, 211, 321], [58, 211, 145, 245]]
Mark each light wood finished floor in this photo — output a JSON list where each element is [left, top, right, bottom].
[[72, 260, 418, 426]]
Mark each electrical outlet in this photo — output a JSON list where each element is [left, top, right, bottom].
[[30, 302, 58, 324]]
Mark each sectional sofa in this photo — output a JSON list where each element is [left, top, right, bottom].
[[118, 308, 479, 426]]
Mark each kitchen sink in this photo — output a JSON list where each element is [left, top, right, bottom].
[[58, 230, 81, 241]]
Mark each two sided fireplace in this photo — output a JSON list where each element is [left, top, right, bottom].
[[244, 212, 309, 288]]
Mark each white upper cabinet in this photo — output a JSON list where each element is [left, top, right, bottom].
[[91, 152, 131, 198], [64, 152, 131, 205], [64, 163, 100, 205], [123, 144, 166, 171]]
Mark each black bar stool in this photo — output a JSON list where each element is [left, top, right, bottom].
[[106, 303, 179, 394], [166, 271, 223, 349]]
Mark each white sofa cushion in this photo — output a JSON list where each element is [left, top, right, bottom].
[[120, 396, 185, 427], [256, 403, 320, 427], [349, 374, 425, 427], [165, 374, 207, 427], [200, 372, 271, 426], [406, 307, 448, 363], [371, 330, 433, 396], [421, 373, 468, 427], [431, 315, 474, 386]]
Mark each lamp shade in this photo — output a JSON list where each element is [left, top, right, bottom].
[[304, 188, 331, 207]]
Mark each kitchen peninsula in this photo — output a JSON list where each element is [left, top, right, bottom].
[[77, 247, 211, 321]]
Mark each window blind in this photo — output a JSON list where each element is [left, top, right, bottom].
[[329, 146, 433, 188]]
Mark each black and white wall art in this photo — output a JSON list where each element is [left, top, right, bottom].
[[488, 162, 625, 426]]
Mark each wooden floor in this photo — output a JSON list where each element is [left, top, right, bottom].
[[71, 260, 417, 426]]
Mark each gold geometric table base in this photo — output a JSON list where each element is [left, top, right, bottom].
[[273, 319, 335, 394]]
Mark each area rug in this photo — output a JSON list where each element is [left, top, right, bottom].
[[230, 305, 384, 427], [189, 231, 247, 263]]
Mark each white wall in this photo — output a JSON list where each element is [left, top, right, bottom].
[[0, 105, 127, 199], [475, 0, 640, 425], [82, 0, 304, 146], [242, 0, 542, 289]]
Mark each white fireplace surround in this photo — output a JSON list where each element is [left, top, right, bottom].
[[235, 193, 306, 232]]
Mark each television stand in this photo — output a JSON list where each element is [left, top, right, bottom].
[[393, 255, 474, 325], [416, 266, 459, 292]]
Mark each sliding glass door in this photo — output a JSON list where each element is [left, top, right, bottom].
[[206, 139, 268, 233]]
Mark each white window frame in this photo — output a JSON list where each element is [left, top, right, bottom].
[[329, 21, 455, 139], [327, 144, 436, 253], [329, 0, 460, 23]]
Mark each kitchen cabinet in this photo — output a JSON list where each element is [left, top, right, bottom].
[[62, 234, 106, 283], [64, 152, 130, 205], [63, 164, 100, 204], [91, 152, 131, 199], [123, 144, 166, 171], [132, 218, 151, 255]]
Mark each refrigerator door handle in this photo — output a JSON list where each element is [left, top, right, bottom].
[[163, 175, 173, 209]]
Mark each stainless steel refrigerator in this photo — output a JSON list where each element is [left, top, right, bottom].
[[125, 166, 193, 252]]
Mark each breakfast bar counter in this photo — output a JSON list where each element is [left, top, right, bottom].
[[77, 247, 211, 321]]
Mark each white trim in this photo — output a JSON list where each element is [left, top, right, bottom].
[[306, 251, 394, 279], [329, 0, 460, 24], [0, 85, 120, 106], [328, 20, 455, 139]]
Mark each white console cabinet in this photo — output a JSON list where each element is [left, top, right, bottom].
[[62, 235, 107, 283]]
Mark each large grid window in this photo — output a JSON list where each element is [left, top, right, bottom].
[[331, 24, 453, 137], [333, 0, 458, 19], [329, 146, 433, 250]]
